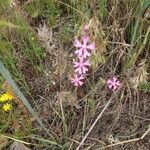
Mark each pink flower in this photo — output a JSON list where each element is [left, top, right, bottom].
[[71, 74, 85, 86], [107, 77, 121, 90], [83, 25, 89, 32], [73, 57, 91, 74], [74, 36, 95, 58]]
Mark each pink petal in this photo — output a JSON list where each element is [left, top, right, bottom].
[[74, 82, 79, 86], [83, 25, 89, 31], [111, 82, 117, 86], [82, 36, 90, 45], [78, 80, 84, 86], [107, 79, 113, 84], [74, 49, 80, 54], [112, 77, 117, 82], [79, 68, 83, 74], [75, 67, 82, 74], [79, 76, 85, 80], [83, 60, 91, 66], [87, 43, 95, 50], [83, 68, 88, 74], [71, 79, 74, 83], [73, 61, 79, 68], [108, 84, 113, 89], [74, 39, 82, 48], [78, 56, 84, 63], [113, 85, 118, 90], [83, 49, 91, 58], [75, 48, 83, 57], [115, 81, 120, 86], [75, 67, 79, 72]]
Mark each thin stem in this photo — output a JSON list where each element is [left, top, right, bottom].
[[76, 96, 113, 150]]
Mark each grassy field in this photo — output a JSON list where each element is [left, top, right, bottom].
[[0, 0, 150, 149]]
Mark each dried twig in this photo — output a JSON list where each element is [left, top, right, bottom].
[[96, 124, 150, 150], [76, 95, 114, 150]]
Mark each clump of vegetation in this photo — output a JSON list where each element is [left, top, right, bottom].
[[25, 0, 59, 26], [138, 82, 150, 92], [0, 0, 149, 149]]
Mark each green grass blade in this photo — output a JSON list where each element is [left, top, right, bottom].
[[0, 21, 23, 29], [0, 60, 55, 140], [98, 0, 107, 21], [30, 136, 63, 148]]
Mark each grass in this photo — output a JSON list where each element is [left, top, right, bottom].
[[0, 0, 150, 149]]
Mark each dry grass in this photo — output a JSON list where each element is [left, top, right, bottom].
[[0, 0, 149, 149]]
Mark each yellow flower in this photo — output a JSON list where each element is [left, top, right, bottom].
[[0, 92, 14, 102], [3, 103, 12, 111]]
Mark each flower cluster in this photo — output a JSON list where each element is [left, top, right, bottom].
[[71, 27, 95, 86], [70, 25, 121, 90], [0, 92, 14, 111]]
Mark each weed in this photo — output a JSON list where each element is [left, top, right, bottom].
[[0, 0, 149, 149], [25, 0, 59, 26], [138, 82, 150, 92]]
